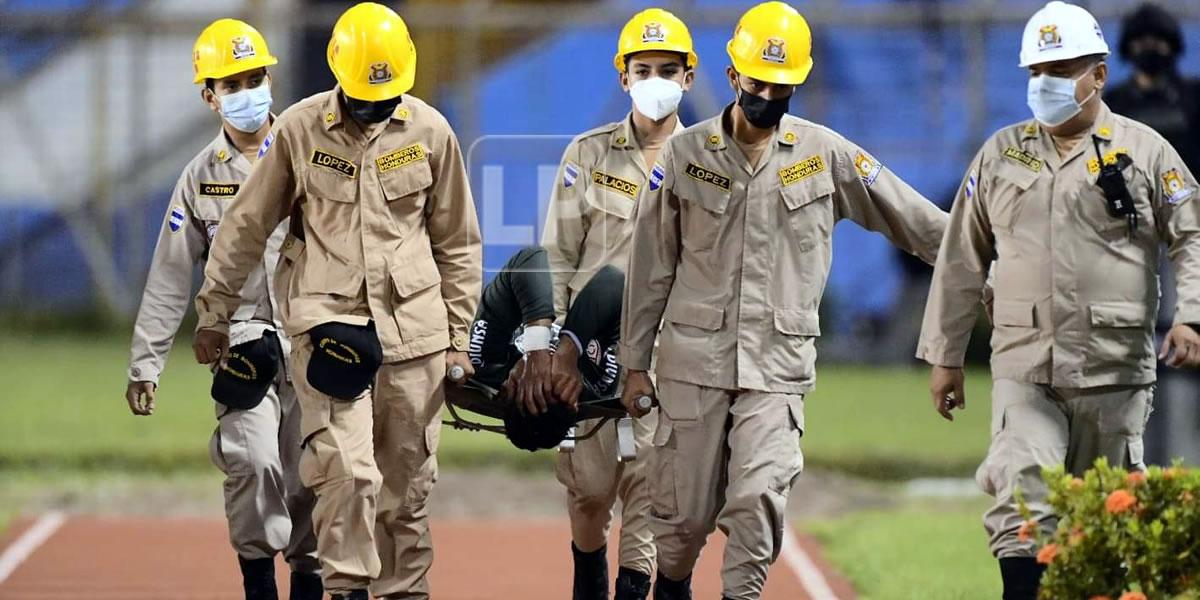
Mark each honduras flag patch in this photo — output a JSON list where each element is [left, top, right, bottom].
[[965, 172, 977, 199], [257, 131, 275, 158], [649, 163, 665, 191], [563, 162, 580, 188], [168, 206, 186, 233]]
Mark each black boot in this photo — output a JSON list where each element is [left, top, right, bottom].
[[287, 571, 322, 600], [652, 572, 692, 600], [572, 543, 609, 600], [614, 566, 651, 600], [238, 556, 278, 600], [330, 591, 368, 600], [999, 557, 1045, 600]]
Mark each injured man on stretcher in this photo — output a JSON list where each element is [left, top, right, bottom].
[[445, 246, 647, 456]]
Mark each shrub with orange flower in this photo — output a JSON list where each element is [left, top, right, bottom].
[[1105, 489, 1137, 514], [1017, 459, 1200, 598], [1036, 543, 1059, 565], [1017, 519, 1037, 543]]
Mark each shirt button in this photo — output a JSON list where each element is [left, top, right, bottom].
[[616, 136, 627, 146], [131, 367, 141, 377]]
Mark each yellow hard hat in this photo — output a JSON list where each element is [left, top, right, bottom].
[[192, 19, 278, 84], [327, 2, 417, 101], [613, 8, 698, 73], [726, 2, 814, 85]]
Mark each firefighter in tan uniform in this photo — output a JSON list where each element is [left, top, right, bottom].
[[124, 20, 320, 600], [192, 4, 481, 600], [619, 3, 948, 599], [541, 9, 694, 600], [917, 3, 1200, 598]]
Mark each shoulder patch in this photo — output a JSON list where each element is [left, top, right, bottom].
[[168, 206, 186, 233], [1002, 147, 1043, 173], [591, 170, 640, 199], [310, 149, 358, 178], [376, 143, 426, 173], [649, 163, 666, 191], [1163, 169, 1196, 205], [853, 152, 882, 187], [198, 182, 240, 197], [257, 131, 275, 158], [684, 162, 732, 192], [965, 171, 977, 200], [778, 155, 826, 187], [563, 162, 580, 188]]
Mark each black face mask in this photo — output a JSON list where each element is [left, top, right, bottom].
[[737, 88, 791, 130], [343, 93, 403, 124], [1130, 49, 1175, 77]]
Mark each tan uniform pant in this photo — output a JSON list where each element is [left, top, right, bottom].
[[977, 379, 1154, 558], [556, 410, 657, 574], [651, 378, 804, 600], [209, 361, 319, 573], [292, 336, 444, 598]]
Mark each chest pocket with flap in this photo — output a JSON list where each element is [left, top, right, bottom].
[[989, 162, 1041, 231], [780, 172, 835, 251], [673, 163, 731, 252]]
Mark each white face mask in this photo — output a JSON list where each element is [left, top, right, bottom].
[[629, 77, 683, 121], [218, 82, 273, 133], [1026, 71, 1095, 127]]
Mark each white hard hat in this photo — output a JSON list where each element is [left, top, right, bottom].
[[1019, 1, 1110, 67]]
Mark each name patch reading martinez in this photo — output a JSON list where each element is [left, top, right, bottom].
[[684, 163, 731, 191], [591, 170, 640, 198], [199, 182, 240, 197], [376, 144, 427, 173], [778, 155, 826, 186], [1002, 147, 1043, 173], [310, 149, 358, 178]]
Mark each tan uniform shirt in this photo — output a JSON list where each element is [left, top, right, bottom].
[[542, 114, 685, 317], [128, 128, 287, 384], [196, 88, 482, 362], [918, 104, 1200, 388], [620, 107, 948, 394]]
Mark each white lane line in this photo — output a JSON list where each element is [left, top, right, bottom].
[[781, 525, 840, 600], [0, 512, 67, 584]]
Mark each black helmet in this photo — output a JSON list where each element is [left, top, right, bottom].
[[1119, 3, 1184, 60]]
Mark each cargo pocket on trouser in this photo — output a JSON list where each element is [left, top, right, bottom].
[[771, 395, 805, 495], [649, 419, 678, 520], [1098, 385, 1153, 472], [403, 418, 440, 508], [298, 428, 356, 493], [975, 397, 1010, 498]]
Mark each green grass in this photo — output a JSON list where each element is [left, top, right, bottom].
[[802, 365, 993, 479], [806, 499, 1001, 599], [0, 333, 992, 478]]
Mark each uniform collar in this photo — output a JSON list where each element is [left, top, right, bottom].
[[322, 86, 411, 131], [703, 107, 732, 152], [776, 117, 799, 147], [211, 128, 239, 165], [1021, 102, 1115, 143], [1092, 103, 1115, 142], [611, 115, 636, 150]]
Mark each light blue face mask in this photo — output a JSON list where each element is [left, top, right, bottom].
[[1026, 71, 1096, 128], [218, 83, 272, 133]]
